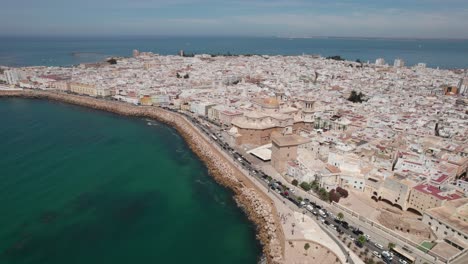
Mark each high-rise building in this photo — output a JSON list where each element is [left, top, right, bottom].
[[394, 58, 405, 68], [375, 58, 385, 66], [5, 70, 19, 85], [458, 77, 468, 96]]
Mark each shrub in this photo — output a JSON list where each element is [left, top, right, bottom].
[[304, 243, 310, 250], [300, 182, 311, 191], [292, 179, 299, 186]]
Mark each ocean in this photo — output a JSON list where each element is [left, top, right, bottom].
[[0, 98, 261, 264], [0, 36, 467, 69]]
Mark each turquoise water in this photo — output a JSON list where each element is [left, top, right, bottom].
[[1, 36, 467, 68], [0, 98, 261, 264]]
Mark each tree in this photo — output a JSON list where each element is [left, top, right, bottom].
[[329, 189, 341, 203], [357, 235, 367, 245], [388, 242, 396, 250], [336, 187, 349, 198], [347, 90, 366, 103], [300, 182, 311, 191], [292, 179, 299, 186], [310, 180, 320, 192], [176, 72, 181, 78], [337, 212, 344, 221], [304, 243, 310, 250], [319, 188, 328, 200], [107, 58, 117, 64]]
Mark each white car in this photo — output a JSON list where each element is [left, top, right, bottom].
[[372, 251, 381, 258], [398, 259, 408, 264], [374, 243, 384, 250]]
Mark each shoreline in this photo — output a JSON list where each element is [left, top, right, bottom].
[[0, 90, 285, 264]]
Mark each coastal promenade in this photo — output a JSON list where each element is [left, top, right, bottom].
[[0, 90, 285, 264]]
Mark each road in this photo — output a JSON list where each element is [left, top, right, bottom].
[[165, 108, 412, 264]]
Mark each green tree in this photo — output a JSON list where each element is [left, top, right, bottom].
[[292, 179, 299, 186], [319, 188, 329, 201], [337, 212, 344, 221], [300, 182, 311, 191], [388, 242, 396, 249], [304, 243, 310, 250], [358, 235, 367, 245], [310, 180, 319, 192]]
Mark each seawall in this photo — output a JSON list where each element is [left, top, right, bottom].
[[0, 90, 285, 264]]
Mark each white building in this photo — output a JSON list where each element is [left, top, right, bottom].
[[458, 77, 468, 96], [375, 58, 386, 66], [422, 198, 468, 249], [394, 58, 405, 68], [5, 70, 20, 85], [190, 102, 216, 116]]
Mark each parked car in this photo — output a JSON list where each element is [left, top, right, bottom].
[[341, 221, 349, 229], [374, 243, 384, 250], [372, 251, 381, 258], [352, 228, 363, 235]]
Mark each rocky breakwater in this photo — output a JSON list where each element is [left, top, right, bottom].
[[0, 90, 285, 264]]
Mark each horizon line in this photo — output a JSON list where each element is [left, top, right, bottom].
[[1, 34, 468, 41]]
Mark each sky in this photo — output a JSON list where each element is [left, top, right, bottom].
[[1, 0, 467, 38]]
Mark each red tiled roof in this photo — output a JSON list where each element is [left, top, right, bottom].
[[413, 184, 462, 201]]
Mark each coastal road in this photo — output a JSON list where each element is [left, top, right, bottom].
[[166, 108, 412, 263]]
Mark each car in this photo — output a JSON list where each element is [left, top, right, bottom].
[[324, 220, 330, 225], [364, 234, 371, 240], [334, 218, 342, 224], [304, 198, 310, 204], [341, 221, 349, 229], [374, 243, 384, 250], [352, 228, 363, 235], [382, 251, 393, 261], [398, 259, 408, 264], [306, 205, 314, 212], [299, 201, 306, 207], [312, 210, 318, 215], [372, 251, 381, 258]]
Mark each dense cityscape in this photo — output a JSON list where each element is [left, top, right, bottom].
[[1, 51, 467, 264]]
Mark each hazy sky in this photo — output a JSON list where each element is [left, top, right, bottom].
[[1, 0, 467, 38]]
